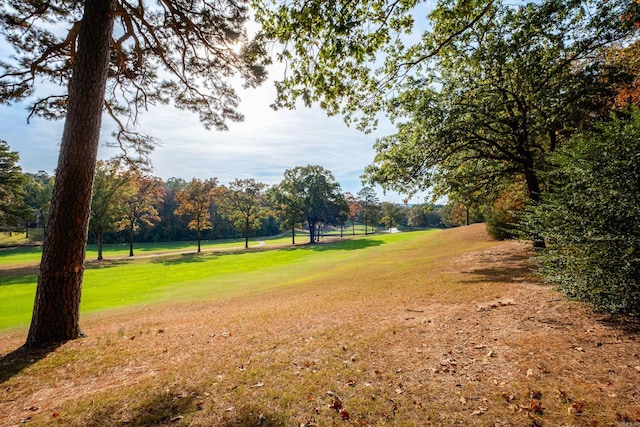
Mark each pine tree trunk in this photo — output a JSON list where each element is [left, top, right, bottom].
[[26, 0, 115, 347]]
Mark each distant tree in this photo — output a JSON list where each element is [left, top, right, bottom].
[[525, 109, 640, 314], [344, 192, 360, 235], [118, 172, 164, 257], [609, 40, 640, 108], [332, 193, 350, 238], [357, 187, 379, 235], [0, 140, 27, 232], [157, 178, 189, 242], [175, 178, 218, 253], [217, 179, 269, 249], [89, 160, 127, 260], [277, 165, 344, 244], [1, 0, 268, 346], [407, 205, 426, 230], [23, 172, 54, 234], [380, 202, 402, 232], [266, 185, 305, 244]]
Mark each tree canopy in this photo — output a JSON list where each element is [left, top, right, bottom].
[[175, 178, 218, 253], [0, 140, 27, 230], [217, 178, 269, 249], [276, 165, 344, 243]]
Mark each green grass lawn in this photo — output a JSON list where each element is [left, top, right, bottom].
[[0, 230, 436, 330], [0, 234, 297, 267]]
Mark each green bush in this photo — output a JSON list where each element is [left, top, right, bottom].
[[526, 110, 640, 314]]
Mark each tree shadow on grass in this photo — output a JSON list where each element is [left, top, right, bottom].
[[297, 237, 384, 252], [79, 389, 288, 427], [81, 389, 199, 427], [459, 252, 539, 285], [0, 343, 61, 384], [151, 252, 209, 266]]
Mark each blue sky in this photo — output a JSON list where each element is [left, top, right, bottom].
[[0, 73, 429, 204]]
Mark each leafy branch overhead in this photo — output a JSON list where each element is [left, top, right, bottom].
[[255, 0, 637, 131], [0, 0, 270, 158]]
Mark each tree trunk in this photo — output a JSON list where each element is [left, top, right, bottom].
[[309, 221, 315, 243], [291, 224, 295, 245], [26, 0, 115, 347], [129, 226, 135, 257], [197, 229, 201, 253], [523, 157, 546, 250], [97, 230, 104, 261]]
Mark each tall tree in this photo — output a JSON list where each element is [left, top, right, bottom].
[[363, 0, 636, 246], [255, 0, 637, 248], [175, 178, 217, 253], [23, 172, 54, 234], [89, 160, 127, 261], [0, 140, 27, 232], [344, 192, 360, 236], [277, 165, 344, 244], [118, 172, 164, 257], [407, 205, 426, 231], [1, 0, 267, 346], [357, 187, 379, 235], [217, 179, 269, 249]]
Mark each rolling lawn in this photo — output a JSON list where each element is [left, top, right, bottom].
[[0, 231, 433, 330], [1, 225, 638, 426]]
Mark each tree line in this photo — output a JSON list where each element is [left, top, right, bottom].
[[0, 154, 448, 255]]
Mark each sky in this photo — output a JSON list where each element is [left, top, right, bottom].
[[0, 8, 435, 205], [0, 71, 429, 204]]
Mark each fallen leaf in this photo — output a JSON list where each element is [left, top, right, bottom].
[[339, 410, 350, 420], [471, 407, 487, 416]]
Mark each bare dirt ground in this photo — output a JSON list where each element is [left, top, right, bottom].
[[1, 225, 639, 426]]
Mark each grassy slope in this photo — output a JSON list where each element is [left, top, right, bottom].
[[0, 231, 434, 329], [0, 225, 638, 426]]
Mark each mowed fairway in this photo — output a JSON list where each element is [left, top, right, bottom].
[[1, 225, 639, 426]]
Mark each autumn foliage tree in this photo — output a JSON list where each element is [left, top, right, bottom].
[[175, 178, 217, 253], [0, 0, 267, 345], [217, 179, 269, 249], [118, 172, 164, 257]]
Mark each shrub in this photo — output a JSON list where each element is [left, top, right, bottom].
[[526, 109, 640, 314]]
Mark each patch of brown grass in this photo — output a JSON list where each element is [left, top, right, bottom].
[[1, 224, 639, 426]]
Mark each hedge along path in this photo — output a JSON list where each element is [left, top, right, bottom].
[[0, 224, 639, 426]]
